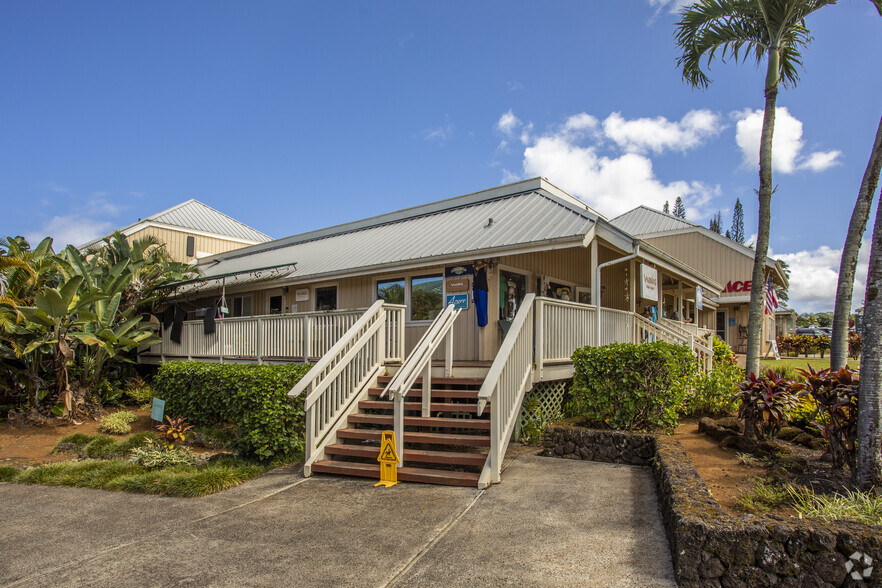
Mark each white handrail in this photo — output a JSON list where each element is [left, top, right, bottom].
[[383, 303, 462, 463], [477, 293, 535, 488], [635, 314, 713, 372], [288, 300, 392, 474]]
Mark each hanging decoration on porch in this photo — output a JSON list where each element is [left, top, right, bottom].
[[623, 266, 630, 305]]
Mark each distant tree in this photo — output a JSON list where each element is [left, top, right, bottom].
[[672, 197, 686, 219], [731, 198, 745, 244], [708, 211, 723, 234], [776, 259, 790, 303], [725, 230, 732, 239], [663, 201, 670, 214], [831, 116, 882, 370]]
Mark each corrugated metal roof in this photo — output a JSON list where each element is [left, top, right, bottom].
[[147, 199, 271, 242], [609, 206, 697, 236], [79, 199, 271, 249], [196, 185, 597, 282]]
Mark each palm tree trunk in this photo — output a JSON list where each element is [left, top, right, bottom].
[[745, 56, 778, 377], [831, 117, 882, 369], [857, 193, 882, 490]]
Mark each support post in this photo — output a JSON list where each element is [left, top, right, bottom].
[[422, 361, 431, 418], [394, 392, 404, 467], [445, 327, 453, 377], [678, 282, 684, 324]]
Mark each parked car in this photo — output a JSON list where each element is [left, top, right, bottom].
[[795, 327, 827, 338]]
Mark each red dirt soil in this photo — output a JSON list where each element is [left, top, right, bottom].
[[672, 418, 766, 515], [0, 409, 154, 468]]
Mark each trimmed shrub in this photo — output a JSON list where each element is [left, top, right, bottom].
[[98, 410, 138, 435], [570, 342, 698, 432], [128, 442, 197, 468], [685, 337, 742, 416], [154, 362, 311, 460]]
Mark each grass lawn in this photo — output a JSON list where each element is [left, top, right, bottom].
[[760, 357, 860, 372], [0, 432, 301, 497]]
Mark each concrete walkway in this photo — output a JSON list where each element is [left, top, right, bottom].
[[0, 451, 675, 587]]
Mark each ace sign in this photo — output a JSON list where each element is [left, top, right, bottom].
[[640, 264, 659, 302]]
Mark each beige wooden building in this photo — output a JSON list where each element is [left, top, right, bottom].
[[611, 206, 788, 355], [80, 199, 272, 263]]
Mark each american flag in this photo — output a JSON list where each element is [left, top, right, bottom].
[[764, 275, 779, 315]]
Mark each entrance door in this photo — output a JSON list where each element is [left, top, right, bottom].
[[716, 310, 727, 343]]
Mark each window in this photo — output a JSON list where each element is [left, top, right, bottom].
[[268, 295, 283, 315], [377, 279, 405, 305], [186, 236, 195, 258], [410, 275, 443, 321], [315, 286, 337, 311], [232, 295, 252, 317]]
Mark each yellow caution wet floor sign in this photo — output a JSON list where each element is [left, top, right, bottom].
[[375, 430, 399, 488]]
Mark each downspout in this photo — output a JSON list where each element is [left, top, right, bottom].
[[595, 241, 640, 346]]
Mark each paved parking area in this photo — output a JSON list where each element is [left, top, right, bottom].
[[0, 451, 675, 587]]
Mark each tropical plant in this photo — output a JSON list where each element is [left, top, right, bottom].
[[99, 410, 138, 435], [732, 370, 802, 439], [799, 365, 860, 473], [675, 0, 848, 377], [156, 416, 193, 444], [831, 117, 882, 370]]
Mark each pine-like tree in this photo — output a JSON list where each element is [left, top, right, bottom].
[[663, 201, 670, 214], [672, 197, 686, 219], [725, 230, 732, 239], [731, 198, 745, 244], [709, 211, 723, 234]]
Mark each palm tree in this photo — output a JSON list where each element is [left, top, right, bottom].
[[676, 0, 841, 376], [830, 117, 882, 370], [857, 176, 882, 489]]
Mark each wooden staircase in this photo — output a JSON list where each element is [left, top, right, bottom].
[[310, 376, 490, 487]]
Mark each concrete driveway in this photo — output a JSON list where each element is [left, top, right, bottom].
[[0, 450, 675, 587]]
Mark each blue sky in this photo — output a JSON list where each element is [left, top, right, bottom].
[[1, 1, 880, 313]]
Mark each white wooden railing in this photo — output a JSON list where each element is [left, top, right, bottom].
[[289, 301, 405, 475], [599, 307, 635, 346], [660, 317, 714, 341], [146, 307, 406, 364], [382, 303, 462, 463], [477, 294, 535, 488], [635, 314, 713, 372]]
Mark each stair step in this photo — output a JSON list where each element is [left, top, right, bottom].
[[358, 400, 487, 414], [369, 387, 482, 399], [311, 460, 481, 487], [324, 444, 487, 467], [377, 376, 484, 387], [348, 414, 490, 430], [336, 428, 491, 447]]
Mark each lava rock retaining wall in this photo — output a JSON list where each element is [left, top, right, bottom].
[[543, 425, 881, 587]]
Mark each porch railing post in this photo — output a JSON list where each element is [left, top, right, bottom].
[[394, 391, 404, 466], [218, 320, 224, 364], [303, 316, 312, 363], [444, 326, 453, 377], [422, 360, 431, 418], [256, 317, 263, 364], [534, 298, 544, 380]]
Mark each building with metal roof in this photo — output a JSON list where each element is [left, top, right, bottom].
[[80, 199, 272, 263], [611, 204, 787, 354]]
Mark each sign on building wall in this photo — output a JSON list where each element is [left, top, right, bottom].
[[696, 286, 703, 310], [446, 294, 469, 310], [295, 288, 309, 302], [640, 264, 658, 302]]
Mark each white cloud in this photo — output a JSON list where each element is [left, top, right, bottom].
[[27, 215, 114, 249], [733, 107, 841, 174], [776, 240, 870, 313], [603, 110, 723, 154], [496, 110, 521, 137], [647, 0, 695, 16], [506, 109, 722, 218], [423, 123, 453, 143]]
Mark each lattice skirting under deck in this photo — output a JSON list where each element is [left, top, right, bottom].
[[514, 379, 572, 441]]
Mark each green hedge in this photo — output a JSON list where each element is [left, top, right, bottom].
[[571, 342, 698, 432], [153, 362, 311, 460]]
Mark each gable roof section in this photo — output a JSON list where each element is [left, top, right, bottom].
[[80, 199, 272, 249], [195, 178, 605, 284], [610, 205, 788, 287]]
